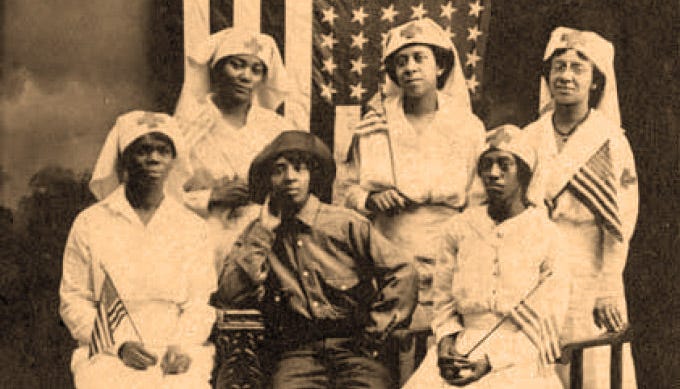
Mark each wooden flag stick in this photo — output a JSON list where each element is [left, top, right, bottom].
[[462, 270, 553, 357]]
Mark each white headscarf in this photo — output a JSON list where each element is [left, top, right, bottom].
[[89, 111, 187, 201], [381, 18, 472, 111], [539, 27, 620, 126], [484, 124, 537, 172], [185, 28, 289, 110]]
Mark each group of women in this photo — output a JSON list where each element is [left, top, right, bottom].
[[59, 17, 638, 389]]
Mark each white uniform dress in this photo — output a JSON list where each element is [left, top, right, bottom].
[[172, 96, 294, 272], [525, 109, 638, 388], [59, 186, 216, 389], [404, 206, 569, 389], [344, 92, 485, 326]]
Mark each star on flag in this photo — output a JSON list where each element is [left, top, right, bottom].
[[351, 31, 368, 50], [466, 74, 479, 92], [440, 1, 457, 20], [350, 57, 367, 76], [350, 82, 367, 101], [469, 0, 485, 18], [321, 6, 337, 27], [322, 57, 337, 74], [352, 6, 368, 25], [468, 25, 482, 41], [320, 82, 336, 102], [381, 4, 399, 24], [466, 49, 481, 68], [320, 32, 337, 49], [410, 3, 428, 20]]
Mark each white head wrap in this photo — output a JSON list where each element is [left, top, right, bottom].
[[89, 111, 186, 201], [187, 28, 289, 110], [539, 27, 620, 126], [483, 124, 537, 171], [381, 18, 472, 111]]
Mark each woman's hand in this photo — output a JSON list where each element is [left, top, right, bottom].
[[209, 176, 250, 208], [365, 189, 410, 213], [438, 334, 465, 381], [161, 345, 192, 375], [437, 334, 490, 386], [183, 168, 215, 191], [593, 297, 626, 332], [444, 355, 491, 386], [118, 341, 157, 370]]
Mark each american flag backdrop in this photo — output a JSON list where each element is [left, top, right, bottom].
[[183, 0, 490, 173]]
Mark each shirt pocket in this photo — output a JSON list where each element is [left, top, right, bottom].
[[323, 275, 360, 292]]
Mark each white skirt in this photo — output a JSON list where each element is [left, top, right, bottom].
[[403, 315, 563, 389], [70, 344, 214, 389]]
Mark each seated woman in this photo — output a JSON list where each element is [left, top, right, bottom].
[[59, 111, 215, 389], [404, 126, 569, 388]]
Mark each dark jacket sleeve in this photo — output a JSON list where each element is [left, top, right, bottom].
[[352, 218, 418, 337], [211, 221, 275, 309]]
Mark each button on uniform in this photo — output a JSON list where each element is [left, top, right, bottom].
[[296, 239, 303, 248]]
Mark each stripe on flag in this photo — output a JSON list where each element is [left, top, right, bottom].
[[234, 0, 260, 32], [513, 301, 561, 365], [88, 273, 132, 358], [567, 140, 623, 241]]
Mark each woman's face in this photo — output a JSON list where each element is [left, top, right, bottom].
[[549, 49, 595, 107], [393, 44, 442, 98], [478, 149, 523, 204], [213, 54, 266, 104], [123, 134, 175, 185]]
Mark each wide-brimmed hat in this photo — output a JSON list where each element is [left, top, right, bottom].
[[248, 131, 335, 204]]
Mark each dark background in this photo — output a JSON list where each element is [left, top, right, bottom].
[[0, 1, 677, 387]]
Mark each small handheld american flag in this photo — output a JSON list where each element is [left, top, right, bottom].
[[462, 270, 561, 365], [88, 269, 142, 358]]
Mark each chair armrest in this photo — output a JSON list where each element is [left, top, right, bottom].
[[559, 326, 633, 364]]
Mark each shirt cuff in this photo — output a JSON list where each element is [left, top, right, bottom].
[[435, 321, 464, 344]]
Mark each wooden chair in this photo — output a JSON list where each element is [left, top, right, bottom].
[[389, 327, 634, 389]]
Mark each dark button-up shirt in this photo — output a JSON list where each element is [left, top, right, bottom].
[[212, 195, 418, 339]]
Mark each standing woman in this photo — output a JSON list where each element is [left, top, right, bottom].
[[344, 18, 486, 327], [60, 111, 215, 388], [172, 28, 297, 272], [524, 27, 638, 388]]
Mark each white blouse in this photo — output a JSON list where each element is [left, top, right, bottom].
[[344, 91, 486, 212], [432, 206, 570, 356], [59, 186, 216, 352], [173, 96, 297, 212]]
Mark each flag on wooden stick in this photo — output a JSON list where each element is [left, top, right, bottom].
[[88, 270, 140, 358]]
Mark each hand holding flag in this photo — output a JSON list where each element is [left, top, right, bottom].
[[88, 268, 144, 359]]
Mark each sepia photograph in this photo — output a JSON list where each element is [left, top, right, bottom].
[[0, 1, 677, 388]]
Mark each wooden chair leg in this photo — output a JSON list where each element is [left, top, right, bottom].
[[610, 343, 623, 389], [570, 349, 583, 389]]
